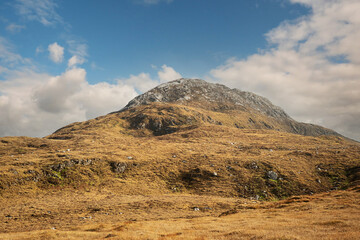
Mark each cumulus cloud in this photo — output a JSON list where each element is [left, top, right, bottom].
[[210, 0, 360, 140], [122, 65, 182, 93], [123, 73, 156, 93], [158, 64, 182, 82], [6, 23, 25, 33], [14, 0, 62, 26], [48, 42, 64, 63], [0, 68, 138, 137]]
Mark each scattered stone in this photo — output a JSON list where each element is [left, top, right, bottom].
[[127, 156, 133, 160], [172, 155, 177, 158], [226, 166, 233, 170], [247, 162, 258, 169], [267, 171, 278, 180], [109, 161, 127, 173]]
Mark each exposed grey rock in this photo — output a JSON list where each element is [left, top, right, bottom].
[[109, 161, 127, 173], [49, 158, 96, 172], [246, 162, 259, 170], [267, 171, 278, 180], [120, 78, 289, 119]]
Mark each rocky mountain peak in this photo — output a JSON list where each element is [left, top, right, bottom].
[[121, 78, 290, 119]]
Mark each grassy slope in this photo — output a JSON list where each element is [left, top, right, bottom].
[[0, 102, 359, 239]]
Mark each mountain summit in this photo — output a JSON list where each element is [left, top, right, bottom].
[[117, 78, 339, 138], [122, 78, 288, 119]]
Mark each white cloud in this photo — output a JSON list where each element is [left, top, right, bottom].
[[48, 42, 64, 63], [122, 65, 182, 93], [210, 0, 360, 140], [66, 40, 88, 67], [14, 0, 62, 26], [68, 55, 85, 68], [158, 64, 182, 82], [34, 68, 86, 113], [6, 23, 25, 33], [0, 67, 138, 137], [123, 73, 156, 93]]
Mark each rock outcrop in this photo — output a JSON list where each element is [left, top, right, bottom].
[[121, 78, 289, 119]]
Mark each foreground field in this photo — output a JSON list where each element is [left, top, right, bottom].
[[1, 187, 359, 239]]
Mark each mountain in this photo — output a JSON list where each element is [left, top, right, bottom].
[[118, 78, 339, 137], [0, 78, 359, 238], [51, 78, 340, 139]]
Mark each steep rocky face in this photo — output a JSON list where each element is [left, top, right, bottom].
[[121, 78, 289, 119], [119, 78, 340, 138]]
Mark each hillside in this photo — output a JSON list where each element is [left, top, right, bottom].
[[0, 78, 359, 239]]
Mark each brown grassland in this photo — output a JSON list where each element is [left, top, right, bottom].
[[0, 103, 359, 239]]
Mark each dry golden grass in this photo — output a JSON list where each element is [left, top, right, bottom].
[[1, 187, 359, 239], [0, 102, 359, 239]]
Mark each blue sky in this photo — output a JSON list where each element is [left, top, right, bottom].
[[0, 0, 359, 141], [0, 0, 308, 83]]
